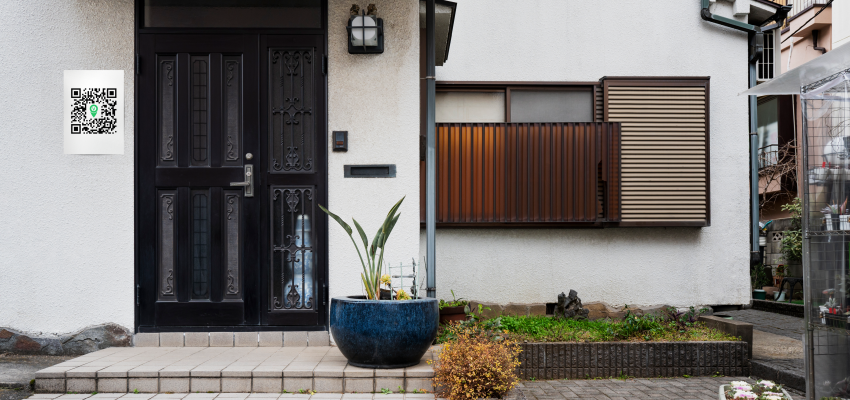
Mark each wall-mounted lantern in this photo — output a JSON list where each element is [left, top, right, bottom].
[[347, 4, 384, 54]]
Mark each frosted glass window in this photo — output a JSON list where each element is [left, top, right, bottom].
[[436, 92, 505, 123], [510, 90, 592, 122]]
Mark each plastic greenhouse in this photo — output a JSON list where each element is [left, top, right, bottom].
[[743, 43, 850, 399]]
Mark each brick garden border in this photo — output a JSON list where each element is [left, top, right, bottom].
[[517, 341, 749, 380], [751, 299, 804, 318]]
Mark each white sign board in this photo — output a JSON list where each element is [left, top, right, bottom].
[[64, 70, 124, 154]]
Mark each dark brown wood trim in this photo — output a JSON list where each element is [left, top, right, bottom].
[[507, 86, 592, 92], [616, 221, 710, 228], [505, 88, 511, 123], [419, 222, 603, 229], [437, 81, 599, 86], [600, 76, 711, 81], [436, 88, 506, 92]]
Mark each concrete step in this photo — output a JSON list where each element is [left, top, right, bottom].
[[34, 347, 436, 394]]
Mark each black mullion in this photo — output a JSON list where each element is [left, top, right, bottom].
[[210, 53, 222, 167], [139, 35, 157, 328], [211, 187, 223, 302], [177, 186, 190, 302], [177, 53, 190, 167], [244, 33, 260, 325]]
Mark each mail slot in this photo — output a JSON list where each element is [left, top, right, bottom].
[[344, 164, 396, 178]]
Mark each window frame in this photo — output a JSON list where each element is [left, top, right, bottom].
[[435, 82, 599, 123]]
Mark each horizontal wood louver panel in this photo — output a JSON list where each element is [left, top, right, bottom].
[[420, 122, 621, 226], [604, 79, 709, 227]]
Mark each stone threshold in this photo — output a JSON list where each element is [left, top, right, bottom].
[[133, 332, 329, 348], [35, 347, 436, 394]]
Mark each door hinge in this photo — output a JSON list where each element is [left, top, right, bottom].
[[322, 55, 327, 76], [136, 54, 141, 76], [323, 283, 328, 306], [136, 284, 140, 306]]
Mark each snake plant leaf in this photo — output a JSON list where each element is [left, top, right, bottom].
[[370, 231, 382, 258], [352, 219, 371, 261], [380, 213, 400, 247], [318, 204, 352, 236]]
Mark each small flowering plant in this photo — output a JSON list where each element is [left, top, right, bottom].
[[724, 380, 789, 400]]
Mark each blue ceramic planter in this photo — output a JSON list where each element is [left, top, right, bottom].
[[330, 296, 439, 368]]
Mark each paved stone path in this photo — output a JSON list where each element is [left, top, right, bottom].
[[719, 309, 804, 340], [510, 377, 804, 400], [24, 395, 436, 400]]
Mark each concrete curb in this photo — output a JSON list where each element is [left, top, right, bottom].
[[750, 359, 805, 392]]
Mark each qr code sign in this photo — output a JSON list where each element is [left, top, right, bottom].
[[70, 88, 118, 134]]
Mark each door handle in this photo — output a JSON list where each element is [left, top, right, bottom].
[[230, 164, 254, 197]]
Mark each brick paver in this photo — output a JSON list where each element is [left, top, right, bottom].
[[508, 377, 804, 400], [720, 309, 804, 340]]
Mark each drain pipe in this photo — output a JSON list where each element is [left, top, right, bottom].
[[700, 0, 789, 268], [425, 0, 437, 298]]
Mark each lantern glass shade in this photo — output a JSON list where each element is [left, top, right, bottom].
[[350, 15, 378, 47]]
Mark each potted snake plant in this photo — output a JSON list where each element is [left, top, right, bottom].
[[320, 197, 438, 368]]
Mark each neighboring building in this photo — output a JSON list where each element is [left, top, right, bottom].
[[759, 0, 850, 220], [0, 0, 772, 338]]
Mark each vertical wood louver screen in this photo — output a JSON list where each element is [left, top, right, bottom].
[[420, 122, 621, 226], [603, 78, 709, 227]]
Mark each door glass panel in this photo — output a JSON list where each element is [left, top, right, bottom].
[[158, 56, 176, 166], [191, 56, 209, 166], [144, 0, 321, 28], [271, 187, 315, 310], [270, 49, 315, 174], [192, 190, 210, 300], [223, 56, 242, 166], [510, 90, 593, 122], [158, 190, 177, 301], [224, 191, 241, 299]]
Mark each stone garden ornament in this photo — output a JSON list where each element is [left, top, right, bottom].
[[555, 290, 590, 320]]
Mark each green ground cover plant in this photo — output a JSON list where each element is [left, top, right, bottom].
[[438, 306, 737, 343]]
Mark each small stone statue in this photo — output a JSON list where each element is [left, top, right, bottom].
[[366, 4, 378, 16], [555, 290, 589, 320], [350, 4, 361, 16]]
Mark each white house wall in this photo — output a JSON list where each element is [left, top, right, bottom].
[[420, 0, 751, 308], [0, 0, 136, 334], [326, 0, 421, 303], [0, 0, 421, 336]]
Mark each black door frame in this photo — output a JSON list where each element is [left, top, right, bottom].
[[133, 0, 329, 333]]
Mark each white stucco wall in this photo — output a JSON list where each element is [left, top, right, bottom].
[[0, 0, 136, 334], [326, 1, 421, 301], [420, 0, 752, 308]]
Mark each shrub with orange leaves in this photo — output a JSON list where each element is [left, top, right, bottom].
[[430, 325, 522, 400]]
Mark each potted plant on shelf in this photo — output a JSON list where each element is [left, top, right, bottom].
[[438, 290, 469, 324], [320, 197, 438, 369]]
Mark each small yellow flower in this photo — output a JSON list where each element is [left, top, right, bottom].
[[381, 274, 392, 287], [397, 289, 411, 300]]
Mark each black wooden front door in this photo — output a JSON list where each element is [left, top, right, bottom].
[[137, 34, 327, 331]]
